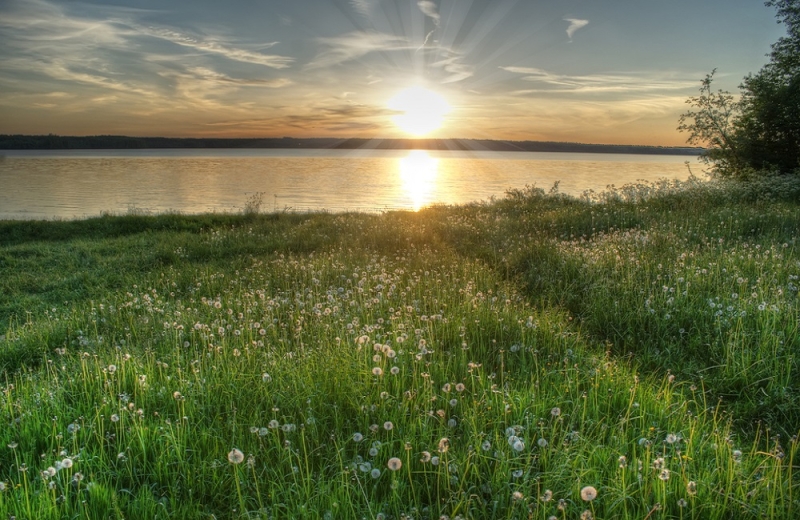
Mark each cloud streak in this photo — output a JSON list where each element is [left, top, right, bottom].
[[417, 1, 441, 26], [308, 31, 413, 68], [500, 66, 696, 94], [132, 25, 293, 69], [564, 18, 589, 40]]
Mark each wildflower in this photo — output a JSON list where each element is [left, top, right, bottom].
[[372, 367, 383, 376], [512, 439, 525, 452], [551, 407, 561, 417], [420, 451, 431, 463], [431, 456, 440, 466], [107, 364, 117, 374], [580, 485, 598, 501], [455, 383, 465, 392], [61, 458, 73, 469], [447, 418, 457, 428], [383, 421, 393, 431], [0, 482, 5, 491], [618, 455, 627, 468], [512, 491, 524, 501], [370, 468, 381, 479], [659, 469, 670, 481], [481, 440, 491, 451], [687, 481, 697, 495], [666, 433, 678, 444], [390, 366, 400, 375], [678, 498, 688, 508], [580, 511, 593, 520], [438, 438, 450, 453], [228, 449, 245, 464], [387, 457, 402, 471], [353, 432, 364, 442], [173, 391, 182, 400], [557, 499, 567, 511], [541, 489, 553, 502], [268, 420, 279, 429], [110, 414, 119, 423], [512, 469, 523, 479], [262, 373, 272, 382], [537, 438, 548, 448]]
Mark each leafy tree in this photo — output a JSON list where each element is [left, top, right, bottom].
[[679, 0, 800, 177], [677, 70, 746, 177]]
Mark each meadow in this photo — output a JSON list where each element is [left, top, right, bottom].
[[0, 175, 799, 519]]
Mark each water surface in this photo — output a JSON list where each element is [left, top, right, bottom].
[[0, 149, 697, 220]]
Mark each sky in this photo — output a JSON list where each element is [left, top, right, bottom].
[[0, 0, 788, 146]]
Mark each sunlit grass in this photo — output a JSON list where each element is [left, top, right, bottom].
[[0, 176, 798, 518]]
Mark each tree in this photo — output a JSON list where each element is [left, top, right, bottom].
[[679, 0, 800, 177], [677, 70, 745, 178]]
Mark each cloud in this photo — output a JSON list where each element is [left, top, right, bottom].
[[500, 66, 697, 94], [132, 25, 293, 69], [432, 57, 474, 84], [417, 1, 441, 26], [308, 31, 413, 68], [350, 0, 373, 18], [564, 18, 589, 40], [185, 67, 291, 88]]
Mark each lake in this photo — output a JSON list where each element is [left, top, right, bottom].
[[0, 149, 699, 220]]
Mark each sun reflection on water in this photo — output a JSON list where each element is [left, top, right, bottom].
[[398, 150, 438, 211]]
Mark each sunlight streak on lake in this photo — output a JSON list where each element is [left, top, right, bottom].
[[398, 150, 438, 211]]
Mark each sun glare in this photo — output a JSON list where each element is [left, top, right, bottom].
[[388, 86, 451, 136], [398, 150, 438, 211]]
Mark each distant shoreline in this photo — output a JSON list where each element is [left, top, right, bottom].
[[0, 135, 703, 156]]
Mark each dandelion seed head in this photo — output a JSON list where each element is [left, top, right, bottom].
[[580, 485, 598, 501], [353, 432, 363, 442], [228, 448, 244, 464], [387, 457, 402, 471]]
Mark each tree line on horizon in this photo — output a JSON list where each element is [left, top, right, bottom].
[[0, 135, 702, 156], [679, 0, 799, 178]]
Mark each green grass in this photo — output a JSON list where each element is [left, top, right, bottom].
[[0, 176, 798, 519]]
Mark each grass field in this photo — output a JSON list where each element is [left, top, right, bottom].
[[1, 176, 799, 519]]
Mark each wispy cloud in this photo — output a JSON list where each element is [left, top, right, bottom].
[[500, 66, 696, 94], [184, 67, 291, 88], [564, 18, 589, 40], [417, 1, 441, 26], [350, 0, 373, 19], [308, 31, 413, 68], [132, 25, 293, 69], [432, 57, 474, 84]]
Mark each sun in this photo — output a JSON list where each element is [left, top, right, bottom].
[[388, 86, 451, 136]]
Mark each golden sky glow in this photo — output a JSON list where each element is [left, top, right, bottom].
[[0, 0, 788, 146]]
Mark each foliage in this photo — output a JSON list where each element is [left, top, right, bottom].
[[677, 70, 747, 177], [679, 0, 800, 177]]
